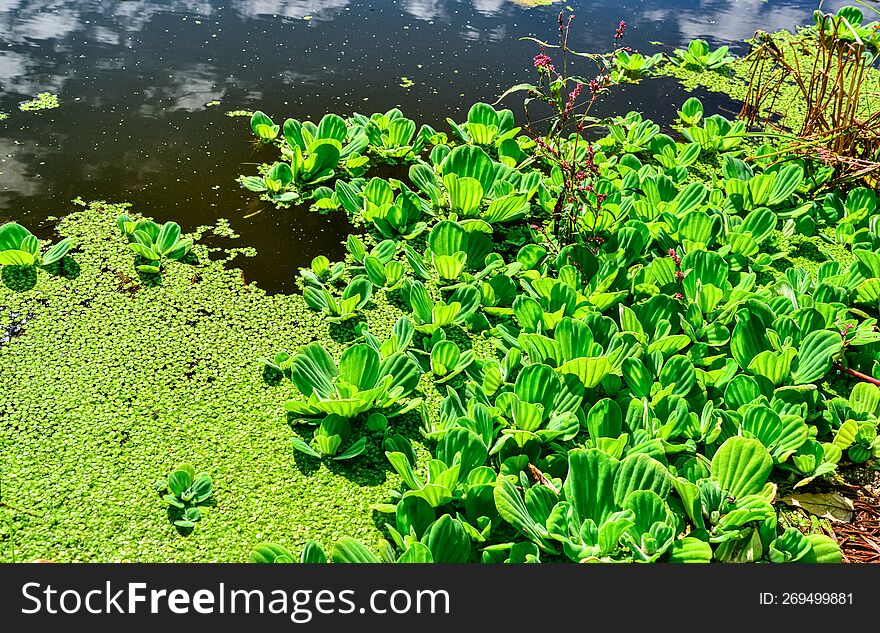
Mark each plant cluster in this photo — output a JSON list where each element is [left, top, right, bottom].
[[154, 463, 214, 529], [4, 15, 879, 565], [669, 40, 736, 71], [240, 109, 445, 206], [116, 215, 194, 274], [741, 6, 880, 185], [247, 16, 880, 564], [815, 5, 880, 51], [19, 92, 59, 112], [0, 222, 74, 290]]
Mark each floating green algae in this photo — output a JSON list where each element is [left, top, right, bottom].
[[0, 201, 432, 562], [19, 92, 59, 112]]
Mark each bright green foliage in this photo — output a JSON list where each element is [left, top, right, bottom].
[[402, 279, 478, 334], [337, 177, 428, 240], [251, 540, 327, 563], [154, 463, 213, 529], [0, 222, 74, 290], [116, 215, 193, 273], [19, 92, 59, 112], [240, 162, 300, 203], [250, 110, 280, 142], [612, 50, 664, 80], [10, 23, 880, 564], [240, 83, 876, 564], [241, 111, 371, 204], [291, 415, 367, 461], [446, 102, 521, 149], [351, 109, 441, 161], [601, 111, 661, 153], [404, 220, 498, 284], [815, 6, 880, 50], [671, 39, 736, 71], [282, 341, 422, 422], [681, 112, 745, 152], [299, 255, 345, 286], [303, 276, 373, 322]]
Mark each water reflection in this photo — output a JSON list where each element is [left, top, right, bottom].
[[639, 0, 851, 45], [0, 0, 838, 292]]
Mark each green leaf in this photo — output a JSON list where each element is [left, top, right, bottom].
[[331, 538, 381, 563], [768, 528, 811, 563], [444, 175, 484, 216], [800, 534, 843, 563], [129, 243, 159, 261], [565, 449, 619, 525], [850, 382, 880, 417], [666, 537, 713, 563], [334, 437, 367, 460], [292, 437, 321, 458], [301, 540, 328, 563], [623, 357, 654, 398], [386, 452, 424, 491], [190, 473, 213, 502], [396, 496, 435, 539], [612, 453, 672, 506], [251, 110, 276, 136], [338, 343, 380, 390], [731, 310, 771, 370], [441, 145, 497, 195], [316, 113, 348, 144], [791, 330, 843, 385], [678, 97, 703, 125], [251, 543, 295, 564], [494, 476, 551, 548], [157, 222, 182, 255], [0, 250, 35, 266], [768, 164, 803, 206], [514, 363, 557, 412], [711, 436, 773, 499], [0, 222, 32, 251], [167, 465, 195, 496], [397, 542, 434, 563], [41, 238, 73, 266], [558, 357, 611, 389], [422, 515, 471, 563], [742, 405, 808, 462], [587, 398, 623, 440], [748, 348, 796, 386]]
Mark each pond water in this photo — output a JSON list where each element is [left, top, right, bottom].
[[0, 0, 850, 292]]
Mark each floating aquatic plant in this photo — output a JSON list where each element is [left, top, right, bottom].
[[19, 92, 59, 112]]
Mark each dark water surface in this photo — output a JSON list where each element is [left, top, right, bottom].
[[0, 0, 849, 291]]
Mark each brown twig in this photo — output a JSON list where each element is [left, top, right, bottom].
[[740, 15, 880, 186], [834, 361, 880, 386]]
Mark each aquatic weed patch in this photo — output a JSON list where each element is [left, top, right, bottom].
[[3, 10, 880, 565], [18, 92, 59, 112], [0, 202, 405, 562], [240, 13, 880, 564]]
